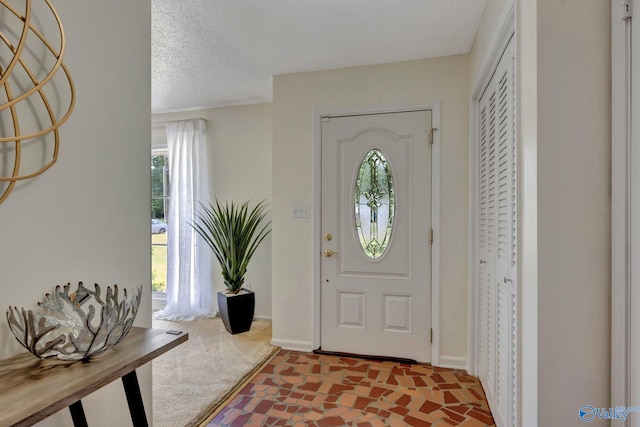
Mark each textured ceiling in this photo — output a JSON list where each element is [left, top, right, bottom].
[[152, 0, 487, 113]]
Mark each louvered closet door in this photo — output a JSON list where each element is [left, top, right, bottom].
[[478, 74, 497, 403], [477, 37, 517, 427]]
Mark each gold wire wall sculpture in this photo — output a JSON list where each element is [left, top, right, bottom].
[[0, 0, 75, 204]]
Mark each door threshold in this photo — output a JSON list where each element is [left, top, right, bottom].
[[313, 348, 417, 365]]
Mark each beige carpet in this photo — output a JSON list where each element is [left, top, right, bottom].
[[152, 317, 278, 427]]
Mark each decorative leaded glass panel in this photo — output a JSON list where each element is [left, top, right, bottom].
[[354, 149, 395, 259]]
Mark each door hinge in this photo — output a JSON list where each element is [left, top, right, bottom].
[[429, 229, 434, 245], [623, 0, 632, 19], [430, 328, 433, 343], [429, 127, 438, 145]]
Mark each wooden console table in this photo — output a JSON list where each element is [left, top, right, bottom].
[[0, 327, 187, 427]]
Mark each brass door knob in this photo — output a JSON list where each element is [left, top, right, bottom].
[[324, 249, 338, 258]]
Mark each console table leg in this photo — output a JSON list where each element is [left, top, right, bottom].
[[69, 400, 89, 427], [122, 370, 148, 427]]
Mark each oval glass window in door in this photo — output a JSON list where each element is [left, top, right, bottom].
[[354, 149, 395, 259]]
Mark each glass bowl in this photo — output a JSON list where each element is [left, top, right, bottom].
[[6, 282, 141, 361]]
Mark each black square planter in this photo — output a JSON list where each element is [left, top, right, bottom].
[[217, 289, 255, 334]]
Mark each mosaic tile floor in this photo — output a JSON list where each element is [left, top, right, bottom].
[[206, 350, 495, 427]]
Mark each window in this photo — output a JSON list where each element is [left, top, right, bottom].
[[151, 151, 169, 292], [354, 148, 395, 259]]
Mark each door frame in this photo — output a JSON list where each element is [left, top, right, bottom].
[[312, 102, 441, 364], [611, 0, 633, 410]]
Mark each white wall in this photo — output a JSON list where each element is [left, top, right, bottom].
[[0, 2, 151, 427], [272, 56, 470, 360], [153, 103, 273, 318]]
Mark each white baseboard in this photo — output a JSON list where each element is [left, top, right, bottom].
[[254, 315, 272, 321], [438, 355, 468, 371], [271, 338, 314, 352]]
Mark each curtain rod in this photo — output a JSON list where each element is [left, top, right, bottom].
[[152, 117, 207, 127]]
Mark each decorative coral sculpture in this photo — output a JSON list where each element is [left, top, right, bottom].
[[6, 282, 141, 361]]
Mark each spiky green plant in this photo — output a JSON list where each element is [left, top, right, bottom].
[[193, 199, 271, 294]]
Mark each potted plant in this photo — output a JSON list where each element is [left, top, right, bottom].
[[193, 199, 271, 334]]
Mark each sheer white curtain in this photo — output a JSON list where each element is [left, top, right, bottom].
[[154, 119, 213, 321]]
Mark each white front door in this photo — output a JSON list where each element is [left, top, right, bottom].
[[320, 110, 432, 363]]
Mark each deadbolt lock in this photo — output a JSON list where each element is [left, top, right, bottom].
[[324, 233, 333, 241]]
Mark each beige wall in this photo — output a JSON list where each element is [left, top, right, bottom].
[[535, 0, 611, 425], [153, 103, 273, 317], [272, 56, 470, 360], [0, 2, 151, 426]]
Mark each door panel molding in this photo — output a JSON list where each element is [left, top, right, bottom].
[[312, 102, 441, 364]]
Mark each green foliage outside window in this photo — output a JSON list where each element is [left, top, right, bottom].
[[151, 153, 169, 293]]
